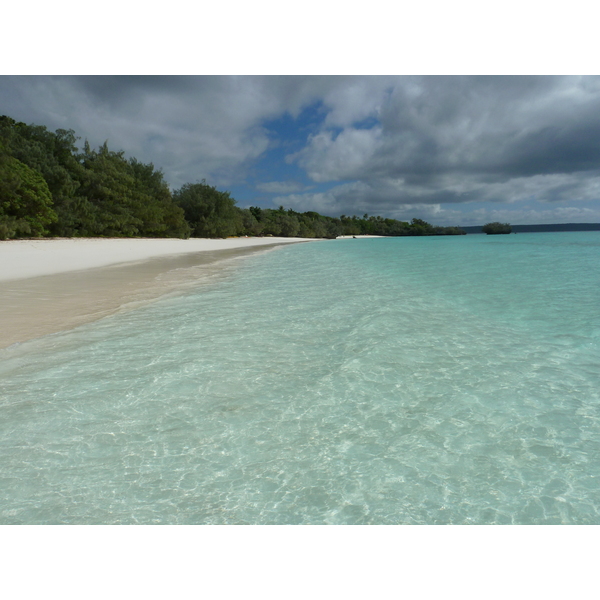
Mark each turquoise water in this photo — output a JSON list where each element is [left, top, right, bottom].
[[1, 232, 599, 524]]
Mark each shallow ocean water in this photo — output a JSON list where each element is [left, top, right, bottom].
[[1, 232, 599, 524]]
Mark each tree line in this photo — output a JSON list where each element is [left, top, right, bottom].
[[1, 115, 466, 240], [482, 222, 512, 234]]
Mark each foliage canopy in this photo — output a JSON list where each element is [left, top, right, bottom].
[[0, 142, 57, 239], [482, 222, 512, 234], [1, 113, 466, 240], [173, 181, 240, 238]]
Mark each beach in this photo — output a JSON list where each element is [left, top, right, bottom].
[[2, 232, 600, 527], [0, 237, 316, 349]]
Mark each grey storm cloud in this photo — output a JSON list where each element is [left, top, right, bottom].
[[2, 75, 600, 223], [292, 76, 600, 184]]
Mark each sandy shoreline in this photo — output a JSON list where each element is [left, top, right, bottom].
[[0, 237, 321, 282], [0, 237, 317, 349]]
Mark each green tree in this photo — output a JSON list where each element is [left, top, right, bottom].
[[0, 113, 472, 240], [0, 116, 84, 235], [0, 144, 57, 239], [128, 158, 190, 238], [173, 181, 241, 237], [409, 218, 434, 235], [1, 116, 191, 238], [482, 222, 512, 234], [72, 142, 191, 238], [238, 208, 263, 236], [73, 141, 144, 236]]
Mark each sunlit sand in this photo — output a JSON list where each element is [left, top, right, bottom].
[[0, 237, 316, 348]]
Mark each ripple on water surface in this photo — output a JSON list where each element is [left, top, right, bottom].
[[1, 233, 600, 524]]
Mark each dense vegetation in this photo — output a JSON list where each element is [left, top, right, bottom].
[[0, 116, 190, 239], [482, 222, 512, 234], [1, 115, 466, 240], [463, 222, 600, 233]]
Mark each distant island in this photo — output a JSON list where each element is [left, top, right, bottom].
[[482, 222, 512, 235], [461, 223, 600, 234]]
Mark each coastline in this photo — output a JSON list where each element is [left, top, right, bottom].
[[0, 237, 317, 349]]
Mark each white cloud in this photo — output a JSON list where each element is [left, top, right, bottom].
[[2, 76, 322, 188], [255, 181, 307, 194], [289, 127, 383, 182], [273, 172, 600, 226], [288, 76, 600, 191], [3, 75, 600, 222], [320, 77, 394, 127], [455, 205, 600, 227]]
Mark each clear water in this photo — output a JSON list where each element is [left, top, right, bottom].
[[1, 232, 599, 524]]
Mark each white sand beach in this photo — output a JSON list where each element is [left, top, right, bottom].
[[0, 237, 316, 349], [0, 237, 318, 282]]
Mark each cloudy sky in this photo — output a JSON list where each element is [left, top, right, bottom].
[[2, 75, 600, 226]]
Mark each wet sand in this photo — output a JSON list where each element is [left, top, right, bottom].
[[0, 238, 316, 349]]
